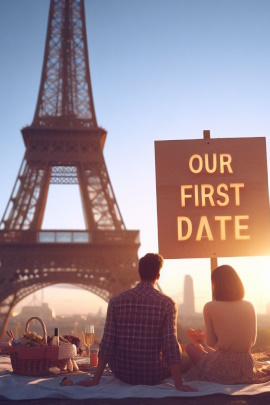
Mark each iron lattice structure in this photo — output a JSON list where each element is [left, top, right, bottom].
[[0, 0, 140, 339]]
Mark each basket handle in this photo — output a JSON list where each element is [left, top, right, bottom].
[[25, 317, 47, 345]]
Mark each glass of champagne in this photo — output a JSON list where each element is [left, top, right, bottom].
[[84, 325, 95, 358]]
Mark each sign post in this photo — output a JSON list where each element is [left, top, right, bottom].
[[203, 130, 218, 274]]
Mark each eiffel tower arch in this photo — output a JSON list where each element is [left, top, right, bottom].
[[0, 0, 140, 339]]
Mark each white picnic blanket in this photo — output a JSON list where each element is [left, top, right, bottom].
[[1, 356, 270, 400]]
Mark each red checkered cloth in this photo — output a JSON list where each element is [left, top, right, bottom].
[[99, 282, 181, 385]]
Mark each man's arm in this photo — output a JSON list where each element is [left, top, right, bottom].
[[170, 364, 196, 392], [75, 359, 107, 387], [163, 301, 196, 391]]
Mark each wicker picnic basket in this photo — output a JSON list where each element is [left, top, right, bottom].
[[7, 317, 68, 376]]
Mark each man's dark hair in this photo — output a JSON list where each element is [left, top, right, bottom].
[[138, 253, 164, 281]]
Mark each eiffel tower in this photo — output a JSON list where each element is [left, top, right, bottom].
[[0, 0, 140, 339]]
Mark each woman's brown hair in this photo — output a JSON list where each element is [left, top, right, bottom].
[[211, 265, 245, 301]]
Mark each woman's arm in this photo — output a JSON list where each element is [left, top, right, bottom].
[[203, 303, 217, 349], [250, 302, 257, 347]]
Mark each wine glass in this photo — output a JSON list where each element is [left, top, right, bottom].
[[84, 325, 95, 357]]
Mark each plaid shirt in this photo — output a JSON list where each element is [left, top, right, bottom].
[[98, 282, 181, 385]]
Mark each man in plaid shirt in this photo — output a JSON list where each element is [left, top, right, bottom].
[[76, 253, 195, 391]]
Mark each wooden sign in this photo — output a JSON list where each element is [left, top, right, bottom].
[[155, 137, 270, 259]]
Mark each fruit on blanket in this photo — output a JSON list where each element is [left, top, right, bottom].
[[67, 358, 73, 372], [186, 328, 205, 343], [60, 377, 73, 386], [72, 360, 79, 371]]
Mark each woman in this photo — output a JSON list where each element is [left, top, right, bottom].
[[184, 265, 264, 384]]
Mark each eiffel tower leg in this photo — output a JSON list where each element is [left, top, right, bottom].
[[1, 155, 50, 230], [0, 294, 17, 341], [77, 152, 125, 231]]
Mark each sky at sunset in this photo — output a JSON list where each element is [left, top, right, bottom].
[[1, 0, 270, 318]]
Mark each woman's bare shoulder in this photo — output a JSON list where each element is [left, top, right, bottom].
[[203, 300, 215, 312], [203, 300, 232, 312], [241, 300, 256, 311], [203, 299, 255, 312]]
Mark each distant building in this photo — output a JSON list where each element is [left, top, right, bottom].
[[179, 275, 196, 318], [6, 301, 56, 340], [177, 275, 204, 342], [20, 302, 55, 320]]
